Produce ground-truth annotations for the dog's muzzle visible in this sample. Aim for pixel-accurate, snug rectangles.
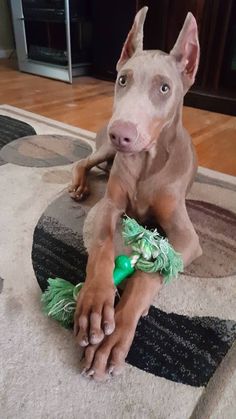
[108,120,138,152]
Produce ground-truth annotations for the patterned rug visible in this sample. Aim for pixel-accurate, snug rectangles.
[0,105,235,419]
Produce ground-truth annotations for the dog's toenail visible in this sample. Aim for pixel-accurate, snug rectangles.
[90,333,102,344]
[103,322,109,331]
[81,368,87,376]
[80,336,89,347]
[103,322,113,335]
[86,369,94,377]
[108,366,114,375]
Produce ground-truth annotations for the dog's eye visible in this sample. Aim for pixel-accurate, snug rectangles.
[160,83,170,94]
[118,75,127,87]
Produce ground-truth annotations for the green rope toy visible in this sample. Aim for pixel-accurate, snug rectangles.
[41,216,183,328]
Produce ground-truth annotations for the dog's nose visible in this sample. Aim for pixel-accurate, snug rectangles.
[109,121,138,150]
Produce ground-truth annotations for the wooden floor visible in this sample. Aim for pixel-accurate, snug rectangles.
[0,59,235,176]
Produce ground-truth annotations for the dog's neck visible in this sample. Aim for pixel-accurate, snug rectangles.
[158,102,183,152]
[139,102,184,174]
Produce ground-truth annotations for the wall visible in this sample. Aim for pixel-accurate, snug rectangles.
[0,0,14,57]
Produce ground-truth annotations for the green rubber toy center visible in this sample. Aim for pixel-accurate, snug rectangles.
[113,255,135,286]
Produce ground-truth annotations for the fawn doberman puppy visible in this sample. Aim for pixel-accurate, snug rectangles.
[69,7,202,381]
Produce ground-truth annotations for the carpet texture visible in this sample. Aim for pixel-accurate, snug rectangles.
[0,105,235,419]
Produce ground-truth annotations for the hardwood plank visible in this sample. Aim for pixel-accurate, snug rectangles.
[0,58,235,176]
[196,128,236,176]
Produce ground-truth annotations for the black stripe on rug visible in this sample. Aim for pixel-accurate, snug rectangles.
[32,216,88,291]
[127,306,236,387]
[0,115,36,146]
[32,215,236,388]
[0,115,36,165]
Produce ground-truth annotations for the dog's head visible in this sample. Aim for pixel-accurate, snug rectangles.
[108,7,200,153]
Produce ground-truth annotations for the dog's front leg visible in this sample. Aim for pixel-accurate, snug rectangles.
[69,141,115,201]
[155,199,202,267]
[82,271,163,381]
[74,176,127,347]
[81,198,202,380]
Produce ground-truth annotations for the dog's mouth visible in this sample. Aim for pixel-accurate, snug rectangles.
[113,138,154,154]
[114,144,135,153]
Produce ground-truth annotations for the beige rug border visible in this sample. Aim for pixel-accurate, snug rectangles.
[0,104,96,148]
[1,103,236,418]
[1,103,236,187]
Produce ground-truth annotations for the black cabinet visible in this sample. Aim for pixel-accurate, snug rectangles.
[90,0,236,116]
[91,0,137,80]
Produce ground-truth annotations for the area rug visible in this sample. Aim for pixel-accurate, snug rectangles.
[0,104,235,419]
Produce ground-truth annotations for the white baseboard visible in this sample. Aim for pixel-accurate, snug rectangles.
[0,49,14,58]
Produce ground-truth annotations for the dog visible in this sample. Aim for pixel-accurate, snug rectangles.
[69,7,202,381]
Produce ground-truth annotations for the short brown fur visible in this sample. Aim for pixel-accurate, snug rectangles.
[69,7,202,381]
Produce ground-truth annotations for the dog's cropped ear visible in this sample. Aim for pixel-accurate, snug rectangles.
[170,12,200,92]
[116,6,148,72]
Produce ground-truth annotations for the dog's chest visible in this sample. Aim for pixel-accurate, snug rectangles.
[126,155,159,219]
[115,148,168,219]
[129,184,150,219]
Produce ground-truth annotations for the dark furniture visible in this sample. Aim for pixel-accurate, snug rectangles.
[91,0,236,116]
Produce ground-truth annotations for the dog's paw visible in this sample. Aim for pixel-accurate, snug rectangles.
[74,281,116,347]
[69,183,90,201]
[68,163,90,201]
[81,313,136,381]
